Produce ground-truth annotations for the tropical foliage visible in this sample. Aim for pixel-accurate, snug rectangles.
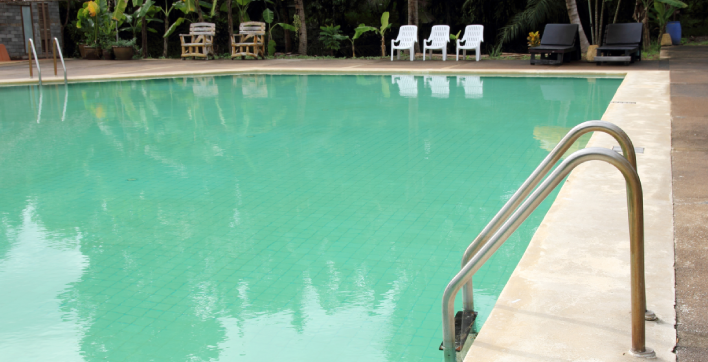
[61,0,708,59]
[318,25,347,55]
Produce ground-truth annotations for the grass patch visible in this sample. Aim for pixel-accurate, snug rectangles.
[642,41,661,61]
[682,37,708,46]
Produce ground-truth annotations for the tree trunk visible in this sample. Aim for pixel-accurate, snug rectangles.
[195,0,204,22]
[633,0,650,50]
[595,0,599,43]
[294,0,307,55]
[278,0,291,53]
[380,35,386,57]
[587,0,595,45]
[61,0,72,56]
[565,0,590,54]
[351,42,355,58]
[227,0,233,54]
[142,17,148,57]
[408,0,419,53]
[598,0,605,45]
[163,9,169,58]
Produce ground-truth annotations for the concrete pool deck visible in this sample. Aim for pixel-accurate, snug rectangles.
[0,56,666,85]
[0,56,687,361]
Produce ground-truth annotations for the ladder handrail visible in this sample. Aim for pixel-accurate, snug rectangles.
[53,37,67,85]
[441,147,655,361]
[459,121,637,313]
[28,38,42,86]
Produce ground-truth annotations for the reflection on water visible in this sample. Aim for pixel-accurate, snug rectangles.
[0,75,621,362]
[424,76,450,98]
[0,203,89,361]
[456,76,483,99]
[534,126,589,155]
[392,75,418,98]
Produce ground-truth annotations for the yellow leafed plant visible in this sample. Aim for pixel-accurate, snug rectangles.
[527,31,540,47]
[86,1,100,17]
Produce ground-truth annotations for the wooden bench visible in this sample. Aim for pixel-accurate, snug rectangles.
[232,22,266,59]
[180,23,215,60]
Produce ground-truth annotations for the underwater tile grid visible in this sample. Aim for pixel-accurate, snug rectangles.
[0,74,621,361]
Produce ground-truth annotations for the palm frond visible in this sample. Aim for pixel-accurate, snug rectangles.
[497,0,565,44]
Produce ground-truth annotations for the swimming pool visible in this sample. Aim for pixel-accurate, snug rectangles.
[0,74,621,361]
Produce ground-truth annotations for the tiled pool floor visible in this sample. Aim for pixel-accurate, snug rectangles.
[0,75,620,361]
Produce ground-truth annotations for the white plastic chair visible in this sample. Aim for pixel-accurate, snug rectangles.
[392,75,419,97]
[423,25,450,61]
[456,25,484,61]
[424,76,449,98]
[391,26,418,61]
[457,76,483,98]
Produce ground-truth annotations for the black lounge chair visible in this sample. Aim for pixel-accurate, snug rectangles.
[529,24,580,65]
[595,23,643,65]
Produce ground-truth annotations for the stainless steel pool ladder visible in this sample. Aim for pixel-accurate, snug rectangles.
[28,38,41,86]
[53,37,67,85]
[441,121,656,362]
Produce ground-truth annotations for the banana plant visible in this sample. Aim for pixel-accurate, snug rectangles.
[270,15,299,55]
[346,24,372,58]
[164,0,203,38]
[262,8,276,55]
[220,0,252,22]
[119,1,163,39]
[651,0,687,41]
[449,30,461,41]
[155,1,191,57]
[356,12,391,57]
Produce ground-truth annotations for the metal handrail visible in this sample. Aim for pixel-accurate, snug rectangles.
[53,37,67,85]
[442,147,655,361]
[28,38,41,86]
[460,121,637,314]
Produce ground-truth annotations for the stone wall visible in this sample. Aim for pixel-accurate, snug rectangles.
[0,4,25,58]
[0,2,62,60]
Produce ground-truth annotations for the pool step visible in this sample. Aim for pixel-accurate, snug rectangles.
[439,310,477,352]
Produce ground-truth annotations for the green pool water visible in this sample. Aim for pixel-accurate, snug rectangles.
[0,74,621,362]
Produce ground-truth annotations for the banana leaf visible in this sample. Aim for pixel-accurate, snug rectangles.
[654,0,687,8]
[113,0,129,20]
[164,17,187,37]
[263,8,274,24]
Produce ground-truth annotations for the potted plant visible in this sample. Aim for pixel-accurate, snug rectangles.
[78,0,119,59]
[102,43,113,60]
[77,1,101,58]
[99,33,115,59]
[112,38,136,60]
[116,2,164,59]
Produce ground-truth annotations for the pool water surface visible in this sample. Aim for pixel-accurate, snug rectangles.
[0,75,621,361]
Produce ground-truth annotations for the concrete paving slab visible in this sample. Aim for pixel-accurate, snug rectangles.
[463,71,675,361]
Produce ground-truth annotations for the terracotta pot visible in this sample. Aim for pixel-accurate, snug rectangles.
[83,46,100,60]
[78,44,87,58]
[102,48,113,60]
[112,46,134,60]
